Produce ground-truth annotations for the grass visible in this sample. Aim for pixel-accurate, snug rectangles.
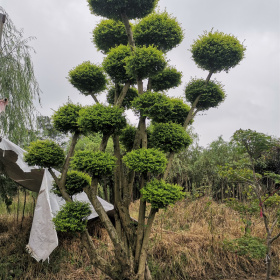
[0,195,279,279]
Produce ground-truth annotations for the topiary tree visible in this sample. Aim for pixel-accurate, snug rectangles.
[24,1,246,279]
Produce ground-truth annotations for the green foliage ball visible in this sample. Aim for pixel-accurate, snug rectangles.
[151,98,191,126]
[134,12,183,52]
[151,122,192,153]
[150,66,182,92]
[103,45,135,84]
[88,0,158,20]
[132,91,172,118]
[123,148,167,174]
[53,201,91,232]
[191,30,246,73]
[52,170,91,197]
[24,140,65,168]
[52,103,83,134]
[68,61,107,95]
[185,78,225,111]
[141,179,185,209]
[119,125,137,151]
[71,150,116,178]
[78,104,126,135]
[107,85,138,109]
[125,46,166,79]
[92,19,128,54]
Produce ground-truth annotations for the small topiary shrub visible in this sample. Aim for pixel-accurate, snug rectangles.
[123,148,167,174]
[191,30,246,73]
[52,103,83,134]
[78,104,126,135]
[24,140,65,168]
[134,11,183,52]
[141,179,185,209]
[71,150,116,178]
[150,66,182,92]
[68,61,107,95]
[125,46,166,79]
[53,201,91,232]
[151,122,192,153]
[52,170,91,197]
[119,125,137,151]
[185,78,225,111]
[92,19,128,54]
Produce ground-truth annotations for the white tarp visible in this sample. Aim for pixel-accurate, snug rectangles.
[0,138,114,262]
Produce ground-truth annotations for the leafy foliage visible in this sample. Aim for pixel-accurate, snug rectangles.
[185,78,225,111]
[151,98,191,125]
[123,148,167,174]
[125,45,166,79]
[68,61,107,95]
[52,103,83,134]
[0,7,40,144]
[151,122,192,153]
[87,0,158,20]
[103,45,135,84]
[24,140,65,168]
[150,66,182,92]
[223,236,266,259]
[53,201,91,232]
[141,179,185,208]
[106,85,138,109]
[52,170,91,197]
[78,104,126,135]
[191,30,246,73]
[134,11,183,52]
[92,19,128,54]
[71,150,116,178]
[119,125,137,151]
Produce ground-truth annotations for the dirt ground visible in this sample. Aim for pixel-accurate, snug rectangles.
[225,274,280,280]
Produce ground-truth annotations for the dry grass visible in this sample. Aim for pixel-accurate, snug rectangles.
[0,196,279,279]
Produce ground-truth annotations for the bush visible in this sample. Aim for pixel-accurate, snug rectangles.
[52,170,91,197]
[123,148,167,174]
[53,201,91,232]
[24,139,65,168]
[52,103,83,134]
[141,179,185,208]
[71,150,116,178]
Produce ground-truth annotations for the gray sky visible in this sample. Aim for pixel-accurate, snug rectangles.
[1,0,279,146]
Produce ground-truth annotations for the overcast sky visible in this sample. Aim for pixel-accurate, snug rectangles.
[1,0,279,146]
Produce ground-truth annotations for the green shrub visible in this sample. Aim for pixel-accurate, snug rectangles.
[119,125,137,151]
[78,104,126,135]
[150,66,182,92]
[125,46,166,79]
[53,201,91,232]
[141,179,185,208]
[185,78,225,111]
[123,148,167,174]
[24,140,65,168]
[151,122,192,153]
[68,61,107,95]
[88,0,158,20]
[134,11,183,52]
[71,150,116,178]
[191,30,246,73]
[52,103,83,134]
[223,235,266,259]
[92,19,128,53]
[52,170,91,197]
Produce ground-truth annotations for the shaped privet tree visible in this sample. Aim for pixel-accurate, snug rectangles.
[24,1,245,279]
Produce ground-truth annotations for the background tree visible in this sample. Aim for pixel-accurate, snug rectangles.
[24,1,246,279]
[0,7,40,145]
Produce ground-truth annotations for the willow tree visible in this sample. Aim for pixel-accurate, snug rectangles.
[0,7,40,144]
[24,1,245,279]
